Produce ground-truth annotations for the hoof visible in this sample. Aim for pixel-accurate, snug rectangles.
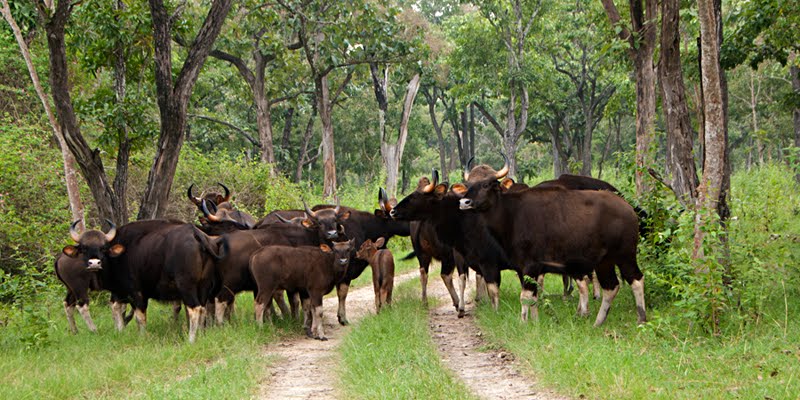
[315,336,328,341]
[337,317,349,326]
[457,309,465,318]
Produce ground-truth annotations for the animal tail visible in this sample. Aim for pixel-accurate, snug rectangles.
[191,225,226,260]
[402,251,416,261]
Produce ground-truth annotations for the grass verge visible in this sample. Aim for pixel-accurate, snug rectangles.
[475,271,800,400]
[338,280,478,400]
[0,295,292,399]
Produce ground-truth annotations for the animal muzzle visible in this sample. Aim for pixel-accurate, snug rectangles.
[86,258,103,271]
[338,258,350,265]
[326,230,339,239]
[459,198,474,210]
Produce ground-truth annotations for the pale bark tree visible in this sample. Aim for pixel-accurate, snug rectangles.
[793,65,800,183]
[601,0,658,195]
[138,0,233,219]
[475,0,542,179]
[659,0,698,206]
[369,64,421,197]
[693,0,728,260]
[1,0,84,229]
[421,86,449,180]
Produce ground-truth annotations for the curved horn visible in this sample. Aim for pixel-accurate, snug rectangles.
[217,182,231,203]
[495,152,510,179]
[104,219,117,242]
[187,184,202,206]
[378,188,388,212]
[334,196,341,215]
[69,220,82,243]
[303,200,317,219]
[275,213,293,224]
[422,169,436,193]
[463,156,474,181]
[202,199,221,222]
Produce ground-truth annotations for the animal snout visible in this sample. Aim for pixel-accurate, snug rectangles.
[86,258,103,270]
[459,198,473,210]
[338,258,349,265]
[326,230,338,239]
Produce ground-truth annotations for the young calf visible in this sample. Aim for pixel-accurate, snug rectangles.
[355,237,395,313]
[250,239,354,340]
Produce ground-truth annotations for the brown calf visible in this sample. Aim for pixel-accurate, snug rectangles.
[355,237,395,313]
[250,240,354,340]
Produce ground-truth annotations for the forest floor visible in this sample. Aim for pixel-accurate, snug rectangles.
[255,270,567,400]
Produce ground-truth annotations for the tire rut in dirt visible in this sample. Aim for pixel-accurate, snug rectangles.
[257,271,419,399]
[427,276,569,400]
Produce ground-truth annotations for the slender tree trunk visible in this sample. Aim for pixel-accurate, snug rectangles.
[112,0,130,224]
[792,65,800,183]
[423,88,449,180]
[138,0,232,220]
[296,101,317,183]
[660,0,698,206]
[254,82,276,168]
[40,0,121,224]
[1,0,84,229]
[580,106,594,176]
[378,72,421,198]
[693,0,727,259]
[281,107,295,157]
[314,73,337,198]
[601,0,658,195]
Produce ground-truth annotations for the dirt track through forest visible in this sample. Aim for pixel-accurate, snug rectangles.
[256,269,567,399]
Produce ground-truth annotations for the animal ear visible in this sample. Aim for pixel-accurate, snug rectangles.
[62,245,79,258]
[451,183,467,197]
[339,210,351,220]
[109,244,126,257]
[500,178,515,191]
[301,219,315,228]
[375,237,385,248]
[434,183,448,196]
[319,244,332,253]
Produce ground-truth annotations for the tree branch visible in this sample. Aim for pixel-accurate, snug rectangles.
[188,113,259,146]
[473,101,504,135]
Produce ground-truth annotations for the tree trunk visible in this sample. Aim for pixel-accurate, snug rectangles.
[377,72,421,198]
[112,0,130,224]
[693,0,727,259]
[254,83,276,167]
[423,88,449,181]
[601,0,658,195]
[792,65,800,183]
[296,101,317,183]
[138,0,232,220]
[317,74,337,198]
[1,0,84,229]
[580,105,594,176]
[660,0,698,206]
[40,0,121,224]
[281,107,295,158]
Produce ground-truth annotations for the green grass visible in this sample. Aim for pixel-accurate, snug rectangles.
[338,280,478,400]
[475,272,800,400]
[0,294,291,399]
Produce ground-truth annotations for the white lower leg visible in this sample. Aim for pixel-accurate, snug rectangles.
[187,306,203,343]
[457,273,467,315]
[313,306,326,340]
[631,278,647,323]
[419,268,428,303]
[214,299,228,325]
[64,303,77,334]
[592,273,601,299]
[77,304,97,333]
[134,309,147,332]
[441,272,458,308]
[487,283,500,310]
[576,276,590,317]
[337,283,350,325]
[594,284,620,327]
[254,301,267,326]
[476,276,487,302]
[111,301,126,332]
[536,275,545,295]
[519,289,535,321]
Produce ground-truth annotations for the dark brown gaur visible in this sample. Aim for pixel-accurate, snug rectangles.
[462,153,509,182]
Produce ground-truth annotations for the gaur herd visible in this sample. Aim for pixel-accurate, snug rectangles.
[56,157,647,342]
